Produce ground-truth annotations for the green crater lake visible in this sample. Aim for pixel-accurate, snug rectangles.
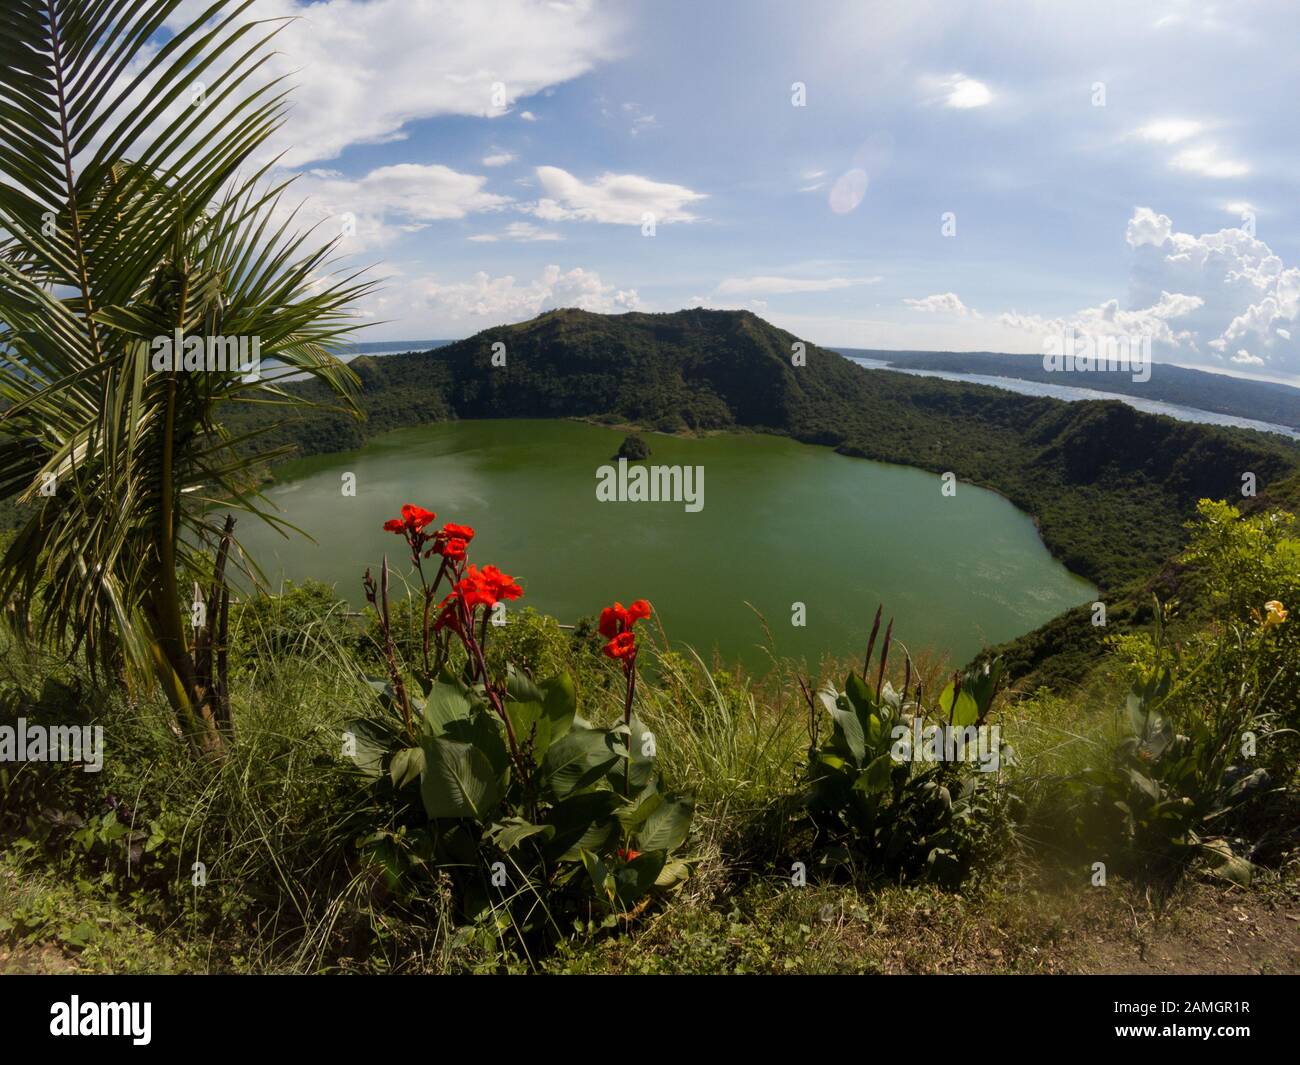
[237,419,1095,669]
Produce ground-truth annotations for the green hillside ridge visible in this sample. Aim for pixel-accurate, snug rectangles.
[229,307,1300,596]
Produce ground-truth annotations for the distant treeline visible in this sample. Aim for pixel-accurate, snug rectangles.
[840,348,1300,432]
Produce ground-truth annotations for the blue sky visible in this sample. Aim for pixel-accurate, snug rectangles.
[173,0,1300,382]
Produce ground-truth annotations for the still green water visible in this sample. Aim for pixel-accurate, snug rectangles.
[237,419,1095,669]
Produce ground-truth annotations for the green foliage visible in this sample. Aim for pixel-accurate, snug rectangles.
[615,433,652,461]
[346,667,695,943]
[801,663,1011,887]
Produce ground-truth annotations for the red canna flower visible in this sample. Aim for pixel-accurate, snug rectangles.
[441,523,475,542]
[402,504,437,530]
[599,602,629,638]
[440,537,469,561]
[617,848,641,861]
[628,599,652,624]
[454,567,497,610]
[383,518,405,533]
[480,564,523,602]
[603,631,637,660]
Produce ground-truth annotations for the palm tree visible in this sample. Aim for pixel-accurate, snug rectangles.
[0,1,375,754]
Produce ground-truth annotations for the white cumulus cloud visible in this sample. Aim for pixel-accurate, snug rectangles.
[160,0,622,169]
[904,292,980,318]
[530,166,706,225]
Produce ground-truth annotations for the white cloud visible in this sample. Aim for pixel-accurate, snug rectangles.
[414,264,639,322]
[904,292,979,317]
[1125,206,1174,248]
[482,150,517,167]
[467,222,562,243]
[1170,144,1250,178]
[715,275,880,297]
[283,164,510,251]
[159,0,620,169]
[998,291,1203,347]
[925,74,993,109]
[1135,119,1204,144]
[519,111,538,122]
[530,166,706,225]
[1000,207,1300,375]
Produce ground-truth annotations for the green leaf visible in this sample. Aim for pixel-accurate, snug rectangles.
[820,688,865,766]
[612,712,657,793]
[635,794,694,853]
[505,699,550,759]
[545,791,621,861]
[542,724,619,801]
[488,818,555,852]
[422,681,477,736]
[419,736,501,820]
[654,859,692,889]
[539,671,578,742]
[343,719,392,779]
[938,684,979,728]
[844,671,874,715]
[614,850,667,908]
[389,746,424,789]
[581,849,615,904]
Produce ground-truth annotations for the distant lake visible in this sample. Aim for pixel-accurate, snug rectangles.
[847,356,1300,441]
[236,420,1095,671]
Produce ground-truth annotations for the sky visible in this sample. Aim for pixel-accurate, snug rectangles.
[162,0,1300,383]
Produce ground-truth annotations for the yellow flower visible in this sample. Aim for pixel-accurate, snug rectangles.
[1262,600,1288,629]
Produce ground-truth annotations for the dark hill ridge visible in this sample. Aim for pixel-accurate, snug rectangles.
[230,307,1300,592]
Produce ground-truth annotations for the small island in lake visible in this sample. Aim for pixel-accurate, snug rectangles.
[615,432,652,461]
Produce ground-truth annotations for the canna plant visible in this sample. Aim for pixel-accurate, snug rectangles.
[802,606,1009,885]
[0,1,373,754]
[347,504,694,939]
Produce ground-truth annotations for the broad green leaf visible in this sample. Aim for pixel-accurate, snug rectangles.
[654,859,692,889]
[844,671,874,715]
[505,699,550,759]
[820,688,865,766]
[546,791,621,861]
[389,746,424,789]
[489,818,555,852]
[343,718,392,779]
[422,681,477,736]
[542,725,620,800]
[419,736,501,820]
[539,671,578,742]
[580,849,615,904]
[635,794,694,853]
[938,684,979,728]
[614,850,667,908]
